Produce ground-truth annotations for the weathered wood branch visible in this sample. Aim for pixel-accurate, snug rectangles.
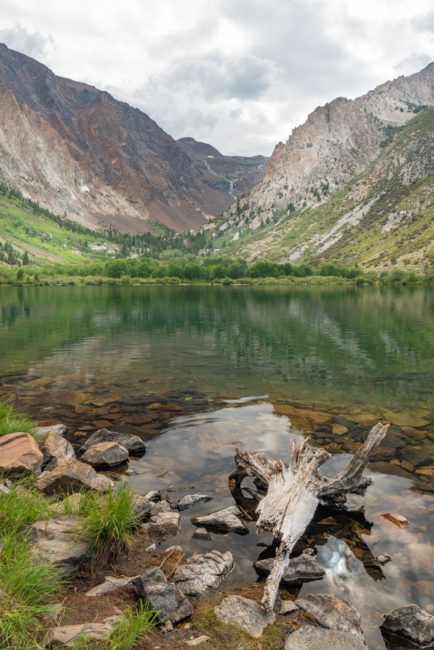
[232,422,388,611]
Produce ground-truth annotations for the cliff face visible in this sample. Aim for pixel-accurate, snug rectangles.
[0,44,234,232]
[242,63,434,218]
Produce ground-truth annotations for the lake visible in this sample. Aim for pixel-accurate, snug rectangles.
[0,285,433,648]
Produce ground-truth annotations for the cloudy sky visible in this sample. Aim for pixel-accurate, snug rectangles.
[0,0,433,155]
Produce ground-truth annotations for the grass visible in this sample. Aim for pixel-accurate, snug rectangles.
[0,476,51,537]
[77,483,140,558]
[0,402,36,437]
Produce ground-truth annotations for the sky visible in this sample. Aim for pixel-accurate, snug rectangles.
[0,0,433,156]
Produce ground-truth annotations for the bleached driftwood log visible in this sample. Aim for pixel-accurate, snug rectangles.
[230,422,388,611]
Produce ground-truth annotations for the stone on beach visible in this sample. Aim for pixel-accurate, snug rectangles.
[173,550,233,596]
[192,505,248,534]
[254,553,325,583]
[80,428,146,455]
[381,605,434,648]
[80,441,129,467]
[36,458,113,494]
[214,595,275,638]
[0,431,43,475]
[131,567,193,623]
[40,430,75,470]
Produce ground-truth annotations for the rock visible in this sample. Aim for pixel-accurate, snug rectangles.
[131,567,193,623]
[284,626,367,649]
[146,543,157,552]
[375,554,391,565]
[49,493,82,515]
[43,615,120,647]
[192,506,248,534]
[40,430,75,470]
[80,441,129,467]
[150,499,173,513]
[0,432,43,475]
[255,553,325,583]
[80,428,146,456]
[235,645,246,650]
[214,595,275,638]
[144,511,181,535]
[382,513,409,527]
[131,495,153,520]
[36,458,113,494]
[178,494,212,510]
[193,527,212,541]
[332,423,348,436]
[0,481,10,494]
[381,605,434,648]
[144,490,160,502]
[161,620,174,633]
[280,601,298,614]
[35,424,67,438]
[85,575,136,597]
[186,636,211,646]
[295,594,364,640]
[28,515,92,576]
[173,550,233,596]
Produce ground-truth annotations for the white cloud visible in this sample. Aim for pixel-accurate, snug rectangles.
[0,0,432,155]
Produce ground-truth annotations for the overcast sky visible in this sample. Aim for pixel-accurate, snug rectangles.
[0,0,433,155]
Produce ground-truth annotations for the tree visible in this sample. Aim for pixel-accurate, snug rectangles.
[22,251,30,265]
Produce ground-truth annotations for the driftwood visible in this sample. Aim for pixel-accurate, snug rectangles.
[230,422,389,611]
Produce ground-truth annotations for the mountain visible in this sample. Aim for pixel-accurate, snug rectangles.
[207,106,434,270]
[0,44,257,233]
[206,64,434,269]
[177,137,267,203]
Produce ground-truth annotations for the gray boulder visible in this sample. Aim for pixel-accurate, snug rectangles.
[284,626,367,649]
[80,428,146,455]
[192,505,248,534]
[177,494,212,510]
[28,515,91,576]
[85,575,136,597]
[43,615,120,647]
[131,567,192,623]
[214,595,275,638]
[80,441,129,467]
[295,594,365,641]
[40,430,75,470]
[143,511,181,535]
[255,553,325,583]
[192,527,212,541]
[381,605,434,648]
[36,458,113,494]
[173,550,233,596]
[35,424,67,438]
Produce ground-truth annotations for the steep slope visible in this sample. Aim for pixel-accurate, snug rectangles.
[0,44,232,232]
[235,63,433,219]
[177,137,267,206]
[208,107,434,270]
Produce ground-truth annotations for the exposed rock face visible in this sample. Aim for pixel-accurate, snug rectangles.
[28,515,91,576]
[284,626,367,650]
[295,594,365,641]
[131,567,193,623]
[0,431,43,474]
[80,441,128,467]
[214,595,275,638]
[191,505,248,534]
[80,428,146,456]
[36,458,113,493]
[40,430,75,470]
[43,616,120,647]
[254,553,325,583]
[177,494,212,510]
[381,605,434,648]
[173,550,233,595]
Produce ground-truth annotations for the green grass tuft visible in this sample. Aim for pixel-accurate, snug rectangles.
[0,477,51,537]
[0,402,36,437]
[107,601,158,650]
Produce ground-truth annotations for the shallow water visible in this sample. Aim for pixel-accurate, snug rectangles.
[0,285,433,648]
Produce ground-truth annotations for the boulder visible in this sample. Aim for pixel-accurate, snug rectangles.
[80,441,129,467]
[284,626,367,649]
[192,505,248,534]
[40,430,75,470]
[28,515,92,576]
[43,615,120,647]
[214,595,275,638]
[131,567,192,623]
[381,605,434,648]
[144,511,181,535]
[85,575,136,597]
[295,594,365,641]
[177,494,212,510]
[173,550,233,596]
[35,424,67,438]
[80,428,146,455]
[36,458,113,494]
[255,553,325,583]
[0,432,43,475]
[280,601,298,615]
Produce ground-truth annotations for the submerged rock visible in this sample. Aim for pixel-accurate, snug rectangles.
[0,431,43,475]
[43,615,120,647]
[284,626,367,650]
[28,515,91,576]
[173,550,233,596]
[131,567,192,623]
[36,458,113,494]
[214,595,275,638]
[255,553,325,583]
[295,594,365,641]
[381,605,434,648]
[192,505,248,534]
[80,428,146,455]
[192,527,212,541]
[177,494,212,510]
[40,430,75,470]
[80,441,129,467]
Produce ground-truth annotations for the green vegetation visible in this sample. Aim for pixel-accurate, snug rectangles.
[0,402,36,437]
[106,601,159,650]
[0,477,51,535]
